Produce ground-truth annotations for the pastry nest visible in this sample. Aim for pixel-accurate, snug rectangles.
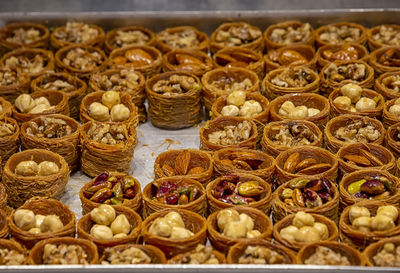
[156,26,209,53]
[163,48,213,77]
[104,26,156,54]
[100,244,166,264]
[0,70,30,103]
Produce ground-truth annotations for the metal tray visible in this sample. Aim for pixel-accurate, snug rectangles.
[1,9,400,273]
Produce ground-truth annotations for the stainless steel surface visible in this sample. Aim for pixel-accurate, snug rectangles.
[0,9,399,273]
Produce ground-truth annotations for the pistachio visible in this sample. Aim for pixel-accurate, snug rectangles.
[237,181,264,197]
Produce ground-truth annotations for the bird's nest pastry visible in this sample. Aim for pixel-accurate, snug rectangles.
[156,26,209,53]
[104,26,156,54]
[0,68,30,103]
[0,117,20,166]
[315,22,367,47]
[316,43,369,69]
[264,45,317,72]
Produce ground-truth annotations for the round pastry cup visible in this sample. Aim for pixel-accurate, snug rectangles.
[27,237,98,265]
[324,114,385,153]
[339,169,400,208]
[273,213,338,251]
[211,92,269,142]
[154,149,213,186]
[316,43,369,69]
[212,147,275,183]
[272,176,339,223]
[297,241,365,265]
[0,183,8,213]
[142,176,207,218]
[263,21,315,50]
[227,239,296,264]
[0,22,49,52]
[12,90,70,124]
[340,200,400,250]
[80,91,138,128]
[50,23,105,50]
[0,69,30,103]
[268,93,330,130]
[369,46,400,75]
[328,87,385,119]
[77,205,142,254]
[55,45,108,79]
[207,206,273,253]
[264,45,317,73]
[319,60,375,97]
[104,26,157,54]
[375,71,400,100]
[0,117,20,166]
[201,67,260,111]
[108,45,162,78]
[2,149,69,208]
[142,208,207,259]
[213,47,264,79]
[262,66,320,100]
[206,172,272,215]
[79,122,136,177]
[100,244,167,264]
[210,22,263,54]
[386,122,400,158]
[156,26,209,53]
[20,114,80,172]
[199,116,258,152]
[363,236,400,266]
[367,24,400,51]
[146,71,202,130]
[8,197,75,249]
[337,143,396,176]
[261,119,323,157]
[0,239,26,264]
[275,146,339,186]
[31,72,87,120]
[315,22,368,47]
[163,48,213,77]
[0,208,9,238]
[168,247,225,264]
[0,48,54,78]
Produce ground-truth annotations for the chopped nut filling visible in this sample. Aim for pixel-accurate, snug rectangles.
[0,70,19,85]
[372,26,400,46]
[382,74,400,93]
[373,243,400,266]
[102,246,151,264]
[54,22,99,43]
[40,79,75,92]
[172,244,219,264]
[5,27,41,45]
[270,122,315,147]
[271,67,313,87]
[211,77,253,93]
[153,75,199,96]
[269,23,312,45]
[304,246,350,265]
[42,244,88,265]
[215,24,261,46]
[238,246,284,264]
[26,116,72,138]
[0,248,25,265]
[92,69,141,92]
[62,47,103,71]
[4,54,45,75]
[208,120,251,145]
[324,62,367,83]
[158,29,200,48]
[335,120,381,143]
[0,121,15,137]
[319,25,362,44]
[114,30,150,47]
[87,123,128,145]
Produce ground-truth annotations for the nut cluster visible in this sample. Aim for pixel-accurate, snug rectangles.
[207,120,252,145]
[373,242,400,266]
[88,91,130,122]
[42,243,88,265]
[148,211,194,239]
[151,180,200,205]
[0,69,19,85]
[102,246,151,264]
[26,116,73,138]
[0,248,25,265]
[161,150,205,177]
[283,152,331,175]
[215,23,261,46]
[63,47,103,70]
[271,67,313,88]
[238,245,284,264]
[269,23,312,44]
[15,160,59,176]
[221,90,262,118]
[114,30,150,47]
[270,122,315,147]
[343,149,384,167]
[6,27,41,44]
[211,77,253,93]
[15,94,53,114]
[324,62,367,82]
[152,74,200,96]
[87,123,128,145]
[4,54,45,74]
[93,69,141,91]
[172,244,219,264]
[220,151,268,171]
[112,48,154,67]
[158,29,200,48]
[319,25,361,44]
[40,79,75,92]
[372,25,400,45]
[335,119,381,143]
[278,101,320,119]
[13,208,64,234]
[304,246,350,265]
[267,49,308,66]
[0,120,15,137]
[55,22,99,43]
[333,83,379,112]
[347,175,393,200]
[217,208,261,239]
[322,44,360,62]
[349,205,398,232]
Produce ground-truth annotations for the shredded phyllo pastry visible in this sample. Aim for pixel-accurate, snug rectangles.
[0,120,15,137]
[372,26,400,45]
[211,77,252,93]
[87,123,128,145]
[238,245,284,264]
[26,117,72,138]
[270,122,315,147]
[215,23,261,46]
[271,67,313,87]
[153,74,200,96]
[319,25,361,44]
[269,23,312,44]
[114,30,150,47]
[175,244,219,264]
[6,27,41,44]
[0,248,25,265]
[373,243,400,266]
[54,22,99,43]
[93,69,140,91]
[208,120,252,145]
[102,246,151,264]
[158,29,200,48]
[335,120,380,143]
[40,79,75,92]
[304,246,350,265]
[4,54,45,75]
[62,47,103,70]
[382,74,400,93]
[0,70,19,85]
[148,211,194,240]
[42,244,88,265]
[324,62,367,82]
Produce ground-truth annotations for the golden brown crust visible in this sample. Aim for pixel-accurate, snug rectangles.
[156,26,209,53]
[315,22,368,47]
[104,26,156,54]
[369,46,400,75]
[163,48,213,77]
[8,197,75,249]
[0,22,49,52]
[316,43,369,69]
[363,236,400,266]
[0,117,19,166]
[0,209,8,238]
[100,244,167,264]
[375,71,400,100]
[264,45,317,72]
[367,24,400,51]
[0,70,30,103]
[0,184,8,214]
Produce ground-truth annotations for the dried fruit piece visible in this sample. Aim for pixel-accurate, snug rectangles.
[359,149,383,167]
[360,179,385,195]
[295,158,317,172]
[174,150,191,175]
[161,164,176,177]
[283,152,300,173]
[124,49,154,66]
[296,163,331,175]
[348,179,366,195]
[187,167,205,175]
[343,154,371,166]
